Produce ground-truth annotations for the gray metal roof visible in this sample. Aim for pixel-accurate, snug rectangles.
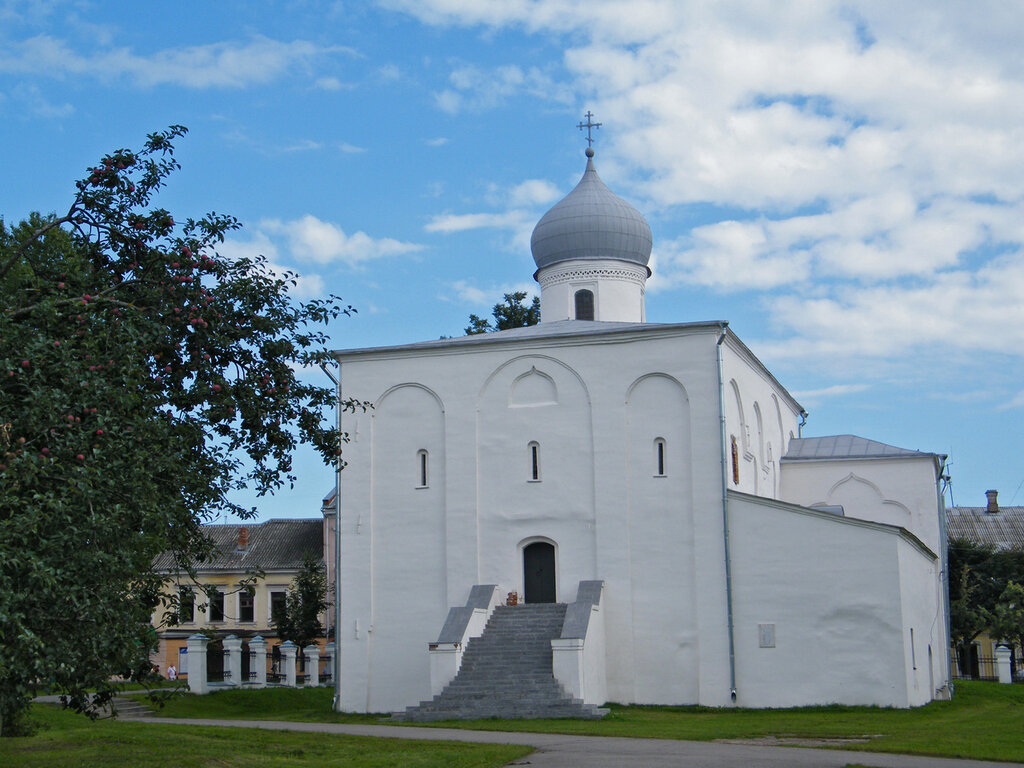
[783,434,939,462]
[153,518,322,572]
[947,505,1024,550]
[333,319,722,358]
[530,150,652,271]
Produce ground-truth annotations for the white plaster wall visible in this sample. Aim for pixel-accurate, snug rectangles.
[728,492,911,707]
[477,355,596,601]
[720,340,802,501]
[779,457,943,555]
[336,324,732,711]
[624,373,698,703]
[895,537,947,704]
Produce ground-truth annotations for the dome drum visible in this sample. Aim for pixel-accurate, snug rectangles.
[531,149,652,324]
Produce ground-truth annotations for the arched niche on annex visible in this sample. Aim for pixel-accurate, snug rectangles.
[624,372,698,699]
[823,473,913,530]
[368,383,447,699]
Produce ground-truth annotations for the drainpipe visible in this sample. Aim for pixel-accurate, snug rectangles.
[937,456,953,697]
[320,361,343,712]
[798,410,807,438]
[716,323,737,703]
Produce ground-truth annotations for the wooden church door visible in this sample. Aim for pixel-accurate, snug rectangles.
[523,542,556,603]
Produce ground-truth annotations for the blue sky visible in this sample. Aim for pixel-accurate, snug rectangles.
[3,1,1022,519]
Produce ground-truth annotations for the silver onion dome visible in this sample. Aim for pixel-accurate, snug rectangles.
[531,148,652,272]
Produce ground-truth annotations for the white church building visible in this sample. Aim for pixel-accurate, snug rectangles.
[331,144,950,715]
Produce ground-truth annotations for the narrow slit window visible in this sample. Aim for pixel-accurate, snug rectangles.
[731,435,740,485]
[574,289,594,321]
[416,449,429,488]
[529,442,541,481]
[654,438,666,476]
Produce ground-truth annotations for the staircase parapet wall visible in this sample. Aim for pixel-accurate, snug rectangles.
[553,580,607,706]
[429,584,502,697]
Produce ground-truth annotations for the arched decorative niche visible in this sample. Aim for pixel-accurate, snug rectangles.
[509,366,558,408]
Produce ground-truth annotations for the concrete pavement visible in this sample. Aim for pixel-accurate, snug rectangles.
[127,715,1022,768]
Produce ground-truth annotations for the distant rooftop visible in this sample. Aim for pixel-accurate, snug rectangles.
[783,435,941,462]
[153,518,322,572]
[948,493,1024,550]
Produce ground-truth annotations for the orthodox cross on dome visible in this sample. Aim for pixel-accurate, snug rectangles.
[577,111,602,147]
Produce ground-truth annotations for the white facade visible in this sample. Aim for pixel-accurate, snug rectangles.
[332,320,949,712]
[330,147,949,713]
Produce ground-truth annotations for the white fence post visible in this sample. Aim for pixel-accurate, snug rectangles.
[323,641,335,684]
[280,641,298,687]
[186,634,210,695]
[249,636,267,688]
[304,645,321,687]
[995,644,1013,684]
[223,634,243,688]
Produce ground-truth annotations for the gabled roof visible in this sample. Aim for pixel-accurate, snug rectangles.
[332,319,723,358]
[947,505,1024,550]
[782,434,941,462]
[153,518,322,573]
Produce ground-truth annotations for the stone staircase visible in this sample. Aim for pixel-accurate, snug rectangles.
[398,603,607,721]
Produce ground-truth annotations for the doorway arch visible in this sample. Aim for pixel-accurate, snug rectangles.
[522,541,557,603]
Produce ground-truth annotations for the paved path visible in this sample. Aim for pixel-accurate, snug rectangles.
[127,715,1022,768]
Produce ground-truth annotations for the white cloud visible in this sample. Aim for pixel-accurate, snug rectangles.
[508,179,560,207]
[314,76,345,90]
[263,214,424,266]
[445,280,537,306]
[339,142,366,154]
[790,383,870,400]
[424,137,449,147]
[434,62,572,114]
[0,34,350,89]
[282,139,323,153]
[425,210,530,233]
[217,234,324,300]
[389,1,1024,368]
[999,392,1024,411]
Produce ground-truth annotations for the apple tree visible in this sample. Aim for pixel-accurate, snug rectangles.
[0,127,353,734]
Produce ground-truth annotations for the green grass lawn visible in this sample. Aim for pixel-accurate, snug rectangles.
[0,705,531,768]
[138,681,1024,763]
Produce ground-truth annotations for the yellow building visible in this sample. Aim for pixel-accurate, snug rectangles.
[151,517,329,680]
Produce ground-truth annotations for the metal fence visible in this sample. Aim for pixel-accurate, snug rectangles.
[950,648,1023,682]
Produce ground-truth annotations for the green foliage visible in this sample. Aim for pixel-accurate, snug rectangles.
[464,291,540,335]
[991,580,1024,652]
[0,127,357,734]
[947,539,1024,675]
[273,554,330,648]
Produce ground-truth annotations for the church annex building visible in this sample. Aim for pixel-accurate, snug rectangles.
[330,141,950,715]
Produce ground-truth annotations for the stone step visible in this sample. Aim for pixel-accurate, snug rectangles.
[396,600,603,722]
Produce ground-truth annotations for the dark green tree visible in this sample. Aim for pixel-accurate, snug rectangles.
[991,581,1024,655]
[273,553,330,649]
[0,127,355,734]
[464,291,540,335]
[947,539,1024,676]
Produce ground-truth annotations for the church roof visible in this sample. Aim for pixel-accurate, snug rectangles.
[152,518,322,573]
[783,435,941,462]
[333,319,806,416]
[334,319,720,357]
[530,148,652,272]
[947,504,1024,550]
